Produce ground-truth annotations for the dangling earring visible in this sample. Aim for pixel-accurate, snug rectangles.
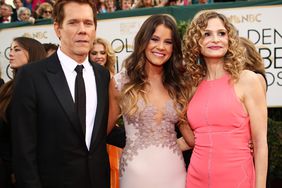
[197,58,201,65]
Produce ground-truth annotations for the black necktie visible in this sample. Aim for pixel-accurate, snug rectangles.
[75,65,86,135]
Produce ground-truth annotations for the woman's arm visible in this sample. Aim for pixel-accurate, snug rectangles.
[176,136,192,151]
[240,70,268,188]
[256,73,267,95]
[107,78,121,134]
[178,123,195,149]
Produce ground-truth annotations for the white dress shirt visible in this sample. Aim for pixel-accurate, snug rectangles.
[57,48,97,150]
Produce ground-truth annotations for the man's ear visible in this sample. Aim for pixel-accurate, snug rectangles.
[54,22,61,40]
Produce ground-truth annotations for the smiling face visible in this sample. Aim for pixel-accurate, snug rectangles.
[90,43,107,66]
[19,9,31,21]
[145,24,173,67]
[54,2,96,63]
[9,41,29,70]
[199,17,228,60]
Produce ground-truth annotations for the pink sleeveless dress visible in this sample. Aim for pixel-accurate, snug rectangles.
[186,74,255,188]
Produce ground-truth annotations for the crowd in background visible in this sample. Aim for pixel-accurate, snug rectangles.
[0,0,268,188]
[0,0,242,24]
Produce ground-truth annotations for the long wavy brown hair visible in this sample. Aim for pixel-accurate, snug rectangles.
[183,10,244,89]
[0,37,46,123]
[120,14,190,123]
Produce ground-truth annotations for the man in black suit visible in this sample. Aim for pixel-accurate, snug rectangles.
[11,0,24,22]
[10,0,111,187]
[0,3,16,23]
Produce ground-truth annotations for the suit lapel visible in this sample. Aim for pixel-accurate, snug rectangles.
[45,53,84,139]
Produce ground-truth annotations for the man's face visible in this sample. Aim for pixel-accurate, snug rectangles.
[13,0,23,9]
[1,5,12,17]
[54,2,96,63]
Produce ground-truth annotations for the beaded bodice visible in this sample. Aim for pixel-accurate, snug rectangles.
[114,70,183,176]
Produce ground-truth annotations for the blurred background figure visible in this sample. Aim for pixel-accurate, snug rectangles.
[90,37,116,76]
[105,0,116,12]
[89,37,121,188]
[34,2,53,19]
[30,0,46,12]
[22,0,32,11]
[134,0,155,8]
[164,0,178,6]
[120,0,133,10]
[192,0,211,4]
[46,0,56,6]
[11,0,23,22]
[0,3,16,23]
[0,36,46,188]
[43,42,58,57]
[239,37,267,92]
[97,0,108,13]
[17,6,35,23]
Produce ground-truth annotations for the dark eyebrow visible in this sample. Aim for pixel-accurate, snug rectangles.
[11,45,20,49]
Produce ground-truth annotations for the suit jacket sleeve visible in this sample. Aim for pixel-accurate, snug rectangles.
[107,125,126,148]
[10,66,42,188]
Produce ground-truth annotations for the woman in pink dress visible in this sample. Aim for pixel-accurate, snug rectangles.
[183,10,268,188]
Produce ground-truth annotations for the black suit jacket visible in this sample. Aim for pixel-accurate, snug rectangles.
[10,53,110,188]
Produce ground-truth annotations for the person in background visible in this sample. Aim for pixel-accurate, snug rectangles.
[11,0,23,22]
[192,0,211,4]
[34,2,53,19]
[0,36,46,188]
[17,6,35,23]
[119,0,133,10]
[164,0,177,6]
[183,10,268,187]
[90,38,115,76]
[108,14,194,188]
[0,3,16,23]
[47,0,56,6]
[10,0,112,187]
[133,0,155,8]
[105,0,116,12]
[30,0,46,12]
[22,0,32,11]
[43,42,58,57]
[239,36,267,92]
[97,0,108,13]
[90,37,122,188]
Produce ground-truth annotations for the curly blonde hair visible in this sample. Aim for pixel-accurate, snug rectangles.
[120,14,190,123]
[92,37,116,75]
[183,10,244,88]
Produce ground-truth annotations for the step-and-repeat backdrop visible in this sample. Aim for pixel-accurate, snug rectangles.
[0,5,281,107]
